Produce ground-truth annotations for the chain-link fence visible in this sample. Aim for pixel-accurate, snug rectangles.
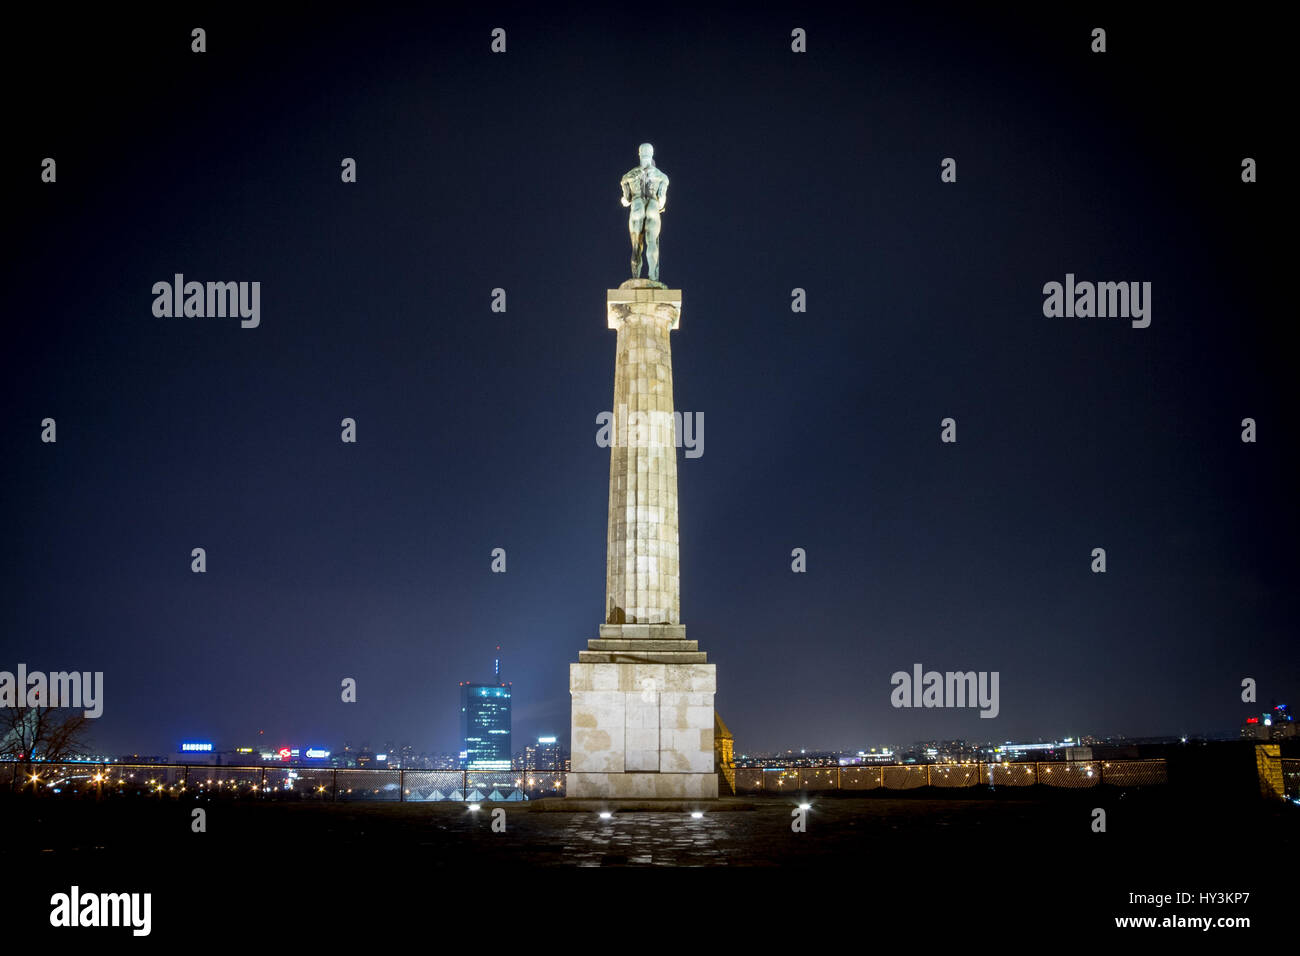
[1284,758,1300,800]
[1,762,559,801]
[733,759,1168,794]
[0,756,1214,799]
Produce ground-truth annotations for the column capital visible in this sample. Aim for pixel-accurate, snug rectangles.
[607,281,681,330]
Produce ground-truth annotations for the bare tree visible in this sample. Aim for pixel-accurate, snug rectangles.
[2,706,92,791]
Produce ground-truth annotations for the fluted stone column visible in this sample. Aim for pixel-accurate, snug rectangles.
[568,279,717,800]
[605,279,681,625]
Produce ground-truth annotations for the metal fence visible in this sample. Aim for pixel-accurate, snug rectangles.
[6,756,1294,800]
[0,762,564,801]
[733,760,1169,793]
[1285,758,1300,799]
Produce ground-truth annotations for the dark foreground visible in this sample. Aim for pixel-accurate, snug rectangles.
[3,788,1293,937]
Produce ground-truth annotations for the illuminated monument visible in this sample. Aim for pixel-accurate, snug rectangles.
[567,143,717,799]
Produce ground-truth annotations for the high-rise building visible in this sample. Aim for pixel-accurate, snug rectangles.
[525,735,562,772]
[460,646,512,770]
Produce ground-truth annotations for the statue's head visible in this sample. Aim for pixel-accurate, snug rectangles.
[638,143,654,168]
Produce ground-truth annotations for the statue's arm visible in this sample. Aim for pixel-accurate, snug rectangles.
[657,175,668,212]
[619,172,632,207]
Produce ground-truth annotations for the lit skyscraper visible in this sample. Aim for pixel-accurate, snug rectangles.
[459,645,511,770]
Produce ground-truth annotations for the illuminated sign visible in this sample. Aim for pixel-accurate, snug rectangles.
[538,736,557,744]
[1246,718,1259,724]
[235,747,254,754]
[181,742,213,752]
[376,754,388,761]
[277,747,291,761]
[304,748,330,759]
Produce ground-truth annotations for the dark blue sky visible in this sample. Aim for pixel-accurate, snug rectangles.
[3,4,1291,756]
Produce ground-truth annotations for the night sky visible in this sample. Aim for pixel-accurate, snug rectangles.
[3,4,1291,757]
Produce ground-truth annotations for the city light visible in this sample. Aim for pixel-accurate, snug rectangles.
[468,803,481,812]
[599,811,612,819]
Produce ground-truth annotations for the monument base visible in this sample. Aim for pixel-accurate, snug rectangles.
[569,626,716,798]
[566,772,718,799]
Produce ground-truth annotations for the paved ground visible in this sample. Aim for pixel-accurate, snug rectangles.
[4,789,1293,936]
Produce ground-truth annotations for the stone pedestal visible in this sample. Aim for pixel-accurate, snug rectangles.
[569,626,716,799]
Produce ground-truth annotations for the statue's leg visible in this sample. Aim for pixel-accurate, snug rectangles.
[644,207,661,282]
[628,208,645,278]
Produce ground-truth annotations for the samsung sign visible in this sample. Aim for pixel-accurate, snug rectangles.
[180,742,214,752]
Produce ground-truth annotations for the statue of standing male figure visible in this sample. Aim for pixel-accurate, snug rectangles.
[620,143,670,283]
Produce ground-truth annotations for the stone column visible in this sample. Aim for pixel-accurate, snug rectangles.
[605,279,681,626]
[568,279,717,800]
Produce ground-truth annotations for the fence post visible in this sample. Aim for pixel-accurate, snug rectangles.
[333,768,338,802]
[260,766,266,799]
[400,767,405,802]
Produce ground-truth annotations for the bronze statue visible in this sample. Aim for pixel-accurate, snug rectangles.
[620,143,670,282]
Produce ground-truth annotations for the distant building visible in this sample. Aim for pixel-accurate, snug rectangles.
[995,739,1080,760]
[521,737,562,773]
[175,741,217,765]
[460,682,512,769]
[460,645,513,770]
[1241,705,1295,740]
[535,736,562,771]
